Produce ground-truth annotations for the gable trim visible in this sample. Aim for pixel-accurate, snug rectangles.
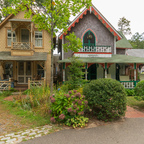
[59,4,122,41]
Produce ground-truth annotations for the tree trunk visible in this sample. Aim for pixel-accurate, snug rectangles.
[50,0,54,95]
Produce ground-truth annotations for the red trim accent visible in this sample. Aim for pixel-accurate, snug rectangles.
[116,47,132,49]
[88,63,94,68]
[81,28,98,41]
[59,6,121,40]
[99,63,105,68]
[107,63,114,68]
[74,52,112,54]
[137,63,143,69]
[128,63,134,68]
[66,63,71,68]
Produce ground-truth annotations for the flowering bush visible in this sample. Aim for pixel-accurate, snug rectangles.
[50,90,89,128]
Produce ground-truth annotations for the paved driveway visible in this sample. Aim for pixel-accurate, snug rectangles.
[20,117,144,144]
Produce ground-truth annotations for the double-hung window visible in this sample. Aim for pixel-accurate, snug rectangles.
[7,30,16,47]
[35,31,43,47]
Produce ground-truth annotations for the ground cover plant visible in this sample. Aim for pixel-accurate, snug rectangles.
[83,78,127,121]
[50,90,89,128]
[16,86,50,117]
[127,96,144,111]
[125,89,135,96]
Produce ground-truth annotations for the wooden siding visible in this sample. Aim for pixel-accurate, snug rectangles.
[0,9,51,85]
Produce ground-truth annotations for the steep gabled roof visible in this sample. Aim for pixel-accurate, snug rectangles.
[116,31,133,49]
[0,5,35,28]
[59,4,122,40]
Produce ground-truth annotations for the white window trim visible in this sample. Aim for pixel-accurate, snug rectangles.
[35,31,43,47]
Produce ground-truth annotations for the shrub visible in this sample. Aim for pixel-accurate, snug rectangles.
[66,56,85,90]
[1,91,12,97]
[134,80,144,96]
[125,89,135,96]
[83,78,127,121]
[50,90,89,128]
[17,86,51,117]
[134,96,144,101]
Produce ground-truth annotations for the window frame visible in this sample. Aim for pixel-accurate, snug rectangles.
[7,29,16,47]
[34,31,43,48]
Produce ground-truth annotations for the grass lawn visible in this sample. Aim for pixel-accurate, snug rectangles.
[127,96,144,111]
[0,95,52,135]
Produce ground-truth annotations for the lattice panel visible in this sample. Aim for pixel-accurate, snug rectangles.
[82,46,111,52]
[0,81,11,90]
[30,80,44,88]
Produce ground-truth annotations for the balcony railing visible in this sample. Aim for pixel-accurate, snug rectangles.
[80,45,111,53]
[12,42,33,50]
[120,81,139,89]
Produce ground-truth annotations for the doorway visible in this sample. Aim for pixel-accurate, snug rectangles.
[17,62,32,84]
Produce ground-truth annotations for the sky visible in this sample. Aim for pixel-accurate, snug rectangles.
[92,0,144,39]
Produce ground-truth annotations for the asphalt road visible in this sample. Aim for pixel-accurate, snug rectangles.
[20,118,144,144]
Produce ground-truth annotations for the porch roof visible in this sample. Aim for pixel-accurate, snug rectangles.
[0,52,47,61]
[59,55,144,64]
[9,19,32,22]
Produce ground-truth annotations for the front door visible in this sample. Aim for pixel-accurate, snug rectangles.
[17,62,32,84]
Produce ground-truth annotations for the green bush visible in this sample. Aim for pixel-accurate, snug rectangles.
[134,96,144,101]
[50,90,89,128]
[134,80,144,96]
[125,89,135,96]
[1,91,12,97]
[83,78,127,121]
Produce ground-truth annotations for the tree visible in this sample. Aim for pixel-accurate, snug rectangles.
[118,17,132,35]
[0,0,45,22]
[129,32,144,49]
[2,0,92,93]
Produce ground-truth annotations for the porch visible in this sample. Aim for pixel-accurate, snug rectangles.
[60,55,144,89]
[0,52,48,90]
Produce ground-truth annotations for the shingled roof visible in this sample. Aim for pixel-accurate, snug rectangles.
[116,31,133,49]
[59,4,122,41]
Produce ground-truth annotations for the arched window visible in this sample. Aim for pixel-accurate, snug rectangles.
[83,30,96,52]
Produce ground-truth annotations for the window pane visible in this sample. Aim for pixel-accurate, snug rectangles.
[35,31,42,47]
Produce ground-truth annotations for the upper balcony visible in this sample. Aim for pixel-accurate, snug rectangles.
[7,19,35,56]
[11,42,34,56]
[80,45,111,53]
[74,45,112,58]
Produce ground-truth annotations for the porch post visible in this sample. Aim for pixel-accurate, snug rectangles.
[105,63,107,78]
[9,78,11,90]
[134,63,137,87]
[63,62,65,83]
[85,63,87,80]
[31,22,33,49]
[28,78,30,89]
[11,23,13,47]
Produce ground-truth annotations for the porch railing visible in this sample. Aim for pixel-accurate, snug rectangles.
[0,79,11,91]
[28,78,46,89]
[120,81,139,89]
[80,45,111,52]
[12,42,33,50]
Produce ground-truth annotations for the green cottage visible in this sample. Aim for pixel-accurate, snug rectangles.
[58,4,144,89]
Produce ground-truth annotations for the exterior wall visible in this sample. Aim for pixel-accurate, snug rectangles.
[97,65,104,79]
[116,49,126,55]
[0,10,51,53]
[0,9,51,85]
[64,11,114,59]
[109,64,116,79]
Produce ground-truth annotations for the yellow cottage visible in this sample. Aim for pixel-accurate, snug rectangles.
[0,7,51,90]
